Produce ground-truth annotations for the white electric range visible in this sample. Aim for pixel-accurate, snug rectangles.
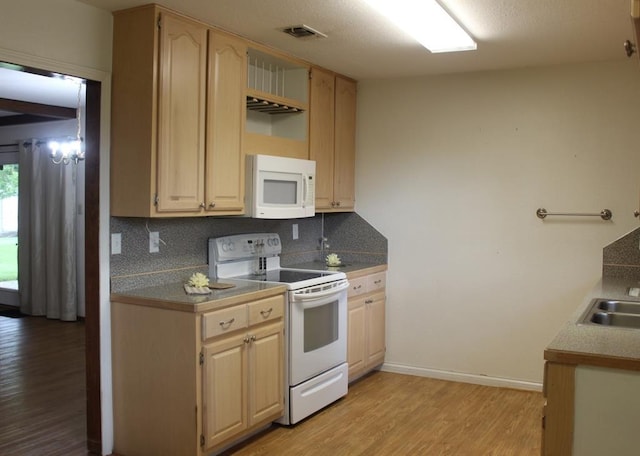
[208,233,349,424]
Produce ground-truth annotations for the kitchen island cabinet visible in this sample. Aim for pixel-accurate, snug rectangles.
[111,5,245,217]
[111,285,285,456]
[310,68,357,212]
[542,277,640,455]
[347,269,386,381]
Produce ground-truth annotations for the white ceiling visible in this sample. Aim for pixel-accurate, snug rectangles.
[78,0,637,80]
[0,67,82,118]
[0,0,637,115]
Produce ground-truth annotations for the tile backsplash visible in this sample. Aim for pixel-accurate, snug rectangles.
[603,226,640,279]
[110,212,387,292]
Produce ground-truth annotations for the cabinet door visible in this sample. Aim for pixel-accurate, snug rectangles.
[366,292,386,368]
[202,333,248,450]
[309,67,336,210]
[347,296,367,380]
[248,322,284,425]
[156,12,207,212]
[205,31,247,213]
[333,76,356,210]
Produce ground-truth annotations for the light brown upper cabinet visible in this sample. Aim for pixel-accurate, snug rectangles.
[310,67,356,212]
[111,5,245,217]
[205,31,246,213]
[243,47,310,160]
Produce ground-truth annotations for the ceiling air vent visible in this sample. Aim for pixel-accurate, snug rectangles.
[282,24,327,39]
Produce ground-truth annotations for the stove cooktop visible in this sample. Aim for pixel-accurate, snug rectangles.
[236,269,336,284]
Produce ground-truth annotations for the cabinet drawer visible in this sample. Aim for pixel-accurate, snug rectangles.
[248,295,284,326]
[348,277,368,297]
[367,272,386,292]
[202,304,248,340]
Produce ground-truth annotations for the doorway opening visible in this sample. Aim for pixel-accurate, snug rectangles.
[0,62,102,454]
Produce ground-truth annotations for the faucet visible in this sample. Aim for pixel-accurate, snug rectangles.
[319,236,330,259]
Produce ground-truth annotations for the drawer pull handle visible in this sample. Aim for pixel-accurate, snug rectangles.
[365,299,373,304]
[260,308,273,318]
[219,317,235,329]
[354,285,362,290]
[374,280,382,284]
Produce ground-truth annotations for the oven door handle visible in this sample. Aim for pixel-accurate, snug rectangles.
[290,281,349,304]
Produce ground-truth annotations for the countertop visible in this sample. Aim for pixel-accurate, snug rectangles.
[110,262,387,313]
[111,278,288,313]
[545,276,640,371]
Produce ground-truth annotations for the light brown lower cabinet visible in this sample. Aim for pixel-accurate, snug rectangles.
[541,362,575,456]
[347,270,387,382]
[111,292,285,456]
[202,320,283,449]
[542,361,640,456]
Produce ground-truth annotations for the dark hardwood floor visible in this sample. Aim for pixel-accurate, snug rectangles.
[0,313,87,456]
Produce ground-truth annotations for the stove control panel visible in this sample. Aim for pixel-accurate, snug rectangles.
[209,233,282,263]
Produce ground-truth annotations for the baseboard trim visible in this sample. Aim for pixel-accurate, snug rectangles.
[380,362,543,392]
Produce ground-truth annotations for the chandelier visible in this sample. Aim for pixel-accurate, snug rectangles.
[48,77,85,165]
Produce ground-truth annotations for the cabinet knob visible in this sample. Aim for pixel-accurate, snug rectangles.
[199,202,205,209]
[331,201,336,207]
[336,201,341,207]
[635,210,640,218]
[244,336,251,344]
[209,202,216,208]
[624,40,636,58]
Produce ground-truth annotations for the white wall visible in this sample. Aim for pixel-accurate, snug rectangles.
[356,61,640,386]
[0,0,112,72]
[0,0,114,453]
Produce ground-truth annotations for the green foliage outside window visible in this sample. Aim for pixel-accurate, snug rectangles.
[0,164,18,199]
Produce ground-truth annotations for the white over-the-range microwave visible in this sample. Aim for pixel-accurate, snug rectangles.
[245,154,316,219]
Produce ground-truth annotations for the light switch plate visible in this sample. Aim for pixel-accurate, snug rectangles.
[149,231,160,253]
[111,233,122,255]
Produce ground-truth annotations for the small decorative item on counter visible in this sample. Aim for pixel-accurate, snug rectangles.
[325,253,342,267]
[184,272,212,295]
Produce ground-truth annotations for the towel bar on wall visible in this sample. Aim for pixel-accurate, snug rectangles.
[536,208,613,221]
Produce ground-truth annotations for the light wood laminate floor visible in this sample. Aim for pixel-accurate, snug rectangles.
[226,371,543,456]
[0,313,543,456]
[0,314,87,456]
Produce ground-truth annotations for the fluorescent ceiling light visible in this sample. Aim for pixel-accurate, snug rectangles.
[363,0,477,53]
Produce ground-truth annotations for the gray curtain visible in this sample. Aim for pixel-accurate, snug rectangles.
[18,140,78,321]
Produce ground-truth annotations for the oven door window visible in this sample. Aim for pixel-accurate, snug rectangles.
[303,300,338,352]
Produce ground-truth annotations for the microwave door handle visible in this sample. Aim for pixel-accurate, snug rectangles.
[303,174,309,207]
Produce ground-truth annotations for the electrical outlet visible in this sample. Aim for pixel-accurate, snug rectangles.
[292,223,299,240]
[111,233,122,255]
[149,231,160,253]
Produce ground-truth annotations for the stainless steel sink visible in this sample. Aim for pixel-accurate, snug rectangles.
[580,298,640,329]
[595,299,640,315]
[589,312,640,329]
